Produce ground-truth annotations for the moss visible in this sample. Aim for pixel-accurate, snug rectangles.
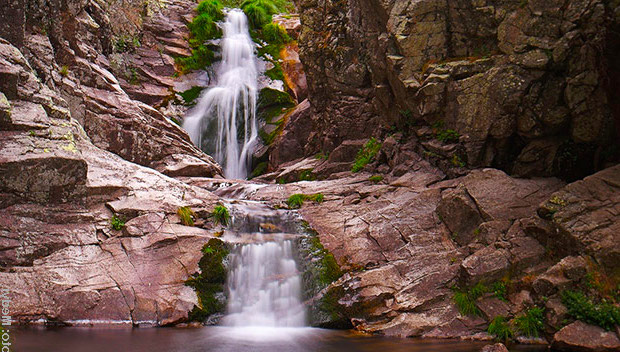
[549,195,567,207]
[178,206,196,226]
[241,0,278,29]
[185,238,229,321]
[488,316,513,342]
[176,45,216,74]
[451,154,466,168]
[287,193,324,209]
[251,161,268,178]
[351,137,382,173]
[59,65,68,77]
[110,215,125,231]
[176,0,223,73]
[257,87,295,123]
[179,86,204,106]
[368,175,383,183]
[262,23,291,44]
[211,204,230,226]
[436,129,460,143]
[492,280,508,302]
[513,307,544,337]
[114,35,141,53]
[315,152,329,161]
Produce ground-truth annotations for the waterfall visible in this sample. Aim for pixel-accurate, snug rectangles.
[183,9,258,179]
[222,239,306,327]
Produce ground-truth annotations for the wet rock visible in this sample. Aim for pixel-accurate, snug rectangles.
[480,343,509,352]
[551,321,620,352]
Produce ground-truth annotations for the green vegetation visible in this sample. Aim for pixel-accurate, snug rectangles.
[561,290,620,331]
[298,170,316,181]
[315,152,329,161]
[257,88,295,145]
[251,161,268,178]
[286,193,324,209]
[211,204,231,226]
[492,280,508,302]
[110,215,125,231]
[176,0,224,73]
[241,0,279,29]
[178,206,196,226]
[450,154,466,168]
[59,65,69,77]
[185,239,229,321]
[308,235,343,285]
[488,316,513,342]
[352,137,382,173]
[369,175,383,183]
[436,129,460,143]
[179,86,204,106]
[114,35,141,53]
[262,23,291,44]
[513,307,545,337]
[453,282,487,316]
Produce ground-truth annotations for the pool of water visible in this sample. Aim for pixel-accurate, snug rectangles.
[13,327,548,352]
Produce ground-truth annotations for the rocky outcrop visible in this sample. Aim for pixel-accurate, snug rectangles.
[4,0,221,177]
[551,321,620,352]
[0,34,222,325]
[480,343,509,352]
[275,0,620,179]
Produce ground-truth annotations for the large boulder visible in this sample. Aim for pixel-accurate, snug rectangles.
[551,321,620,352]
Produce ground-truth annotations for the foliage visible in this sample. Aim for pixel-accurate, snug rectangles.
[488,316,513,342]
[286,193,324,209]
[114,35,141,53]
[369,175,383,183]
[262,23,291,44]
[185,238,229,321]
[436,129,460,143]
[453,282,488,316]
[177,0,224,73]
[59,65,69,77]
[179,86,204,106]
[352,137,382,173]
[177,206,196,226]
[561,290,620,331]
[299,170,316,181]
[451,154,466,168]
[315,152,329,161]
[110,215,125,231]
[176,45,216,74]
[241,0,278,28]
[197,0,224,20]
[211,204,231,226]
[513,307,545,337]
[492,280,508,302]
[251,161,268,178]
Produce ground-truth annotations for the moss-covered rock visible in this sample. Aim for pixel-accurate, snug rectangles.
[185,238,229,324]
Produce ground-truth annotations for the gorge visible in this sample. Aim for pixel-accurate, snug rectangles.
[0,0,619,351]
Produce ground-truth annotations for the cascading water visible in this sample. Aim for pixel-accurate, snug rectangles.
[223,239,306,327]
[183,9,258,179]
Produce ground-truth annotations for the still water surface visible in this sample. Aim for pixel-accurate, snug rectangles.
[15,327,549,352]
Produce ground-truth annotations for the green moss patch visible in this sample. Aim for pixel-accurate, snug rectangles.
[185,238,229,322]
[179,86,204,106]
[286,193,324,209]
[351,137,382,173]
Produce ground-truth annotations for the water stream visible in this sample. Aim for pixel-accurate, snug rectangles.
[183,9,258,179]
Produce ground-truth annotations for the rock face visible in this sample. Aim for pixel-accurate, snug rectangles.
[275,0,620,179]
[0,10,224,325]
[552,321,620,352]
[480,343,509,352]
[8,0,221,177]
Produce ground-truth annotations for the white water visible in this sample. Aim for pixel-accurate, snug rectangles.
[223,238,306,327]
[183,9,258,179]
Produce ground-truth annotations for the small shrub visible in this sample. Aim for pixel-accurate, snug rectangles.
[369,175,383,183]
[451,154,466,168]
[59,65,69,77]
[514,307,545,337]
[315,152,329,161]
[299,170,316,181]
[178,206,196,226]
[488,316,513,342]
[437,129,460,143]
[110,215,125,231]
[352,137,382,173]
[561,290,620,331]
[211,204,230,226]
[492,281,508,302]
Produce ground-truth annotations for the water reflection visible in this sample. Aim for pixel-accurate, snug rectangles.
[14,327,549,352]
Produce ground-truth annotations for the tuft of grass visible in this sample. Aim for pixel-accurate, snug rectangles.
[178,206,196,226]
[513,307,545,337]
[315,152,329,161]
[369,175,383,183]
[453,282,488,316]
[286,193,324,209]
[451,154,466,168]
[437,129,460,143]
[241,0,278,28]
[352,137,382,173]
[211,204,230,226]
[110,215,125,231]
[492,280,508,302]
[60,65,69,77]
[561,290,620,331]
[179,86,204,106]
[298,170,316,181]
[488,316,513,342]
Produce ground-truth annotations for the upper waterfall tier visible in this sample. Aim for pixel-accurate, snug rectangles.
[183,9,258,179]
